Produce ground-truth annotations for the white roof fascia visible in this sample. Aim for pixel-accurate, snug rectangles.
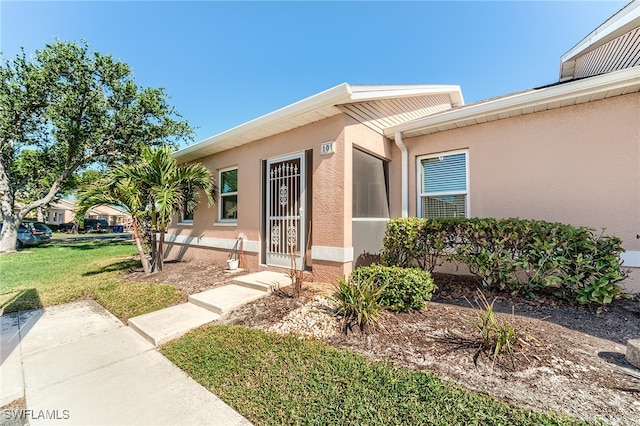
[175,83,464,161]
[560,0,640,79]
[350,84,464,105]
[175,83,352,161]
[385,67,640,138]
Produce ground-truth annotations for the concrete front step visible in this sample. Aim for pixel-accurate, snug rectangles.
[128,303,219,346]
[189,284,267,315]
[231,270,291,292]
[128,271,292,346]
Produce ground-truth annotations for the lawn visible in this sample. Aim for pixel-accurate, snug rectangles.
[0,240,184,320]
[0,240,592,425]
[163,325,584,426]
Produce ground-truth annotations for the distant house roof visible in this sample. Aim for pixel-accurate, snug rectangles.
[386,67,640,138]
[175,83,463,162]
[87,204,130,217]
[560,0,639,81]
[50,198,76,211]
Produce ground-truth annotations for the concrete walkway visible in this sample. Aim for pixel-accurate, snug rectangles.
[1,270,291,425]
[0,300,251,425]
[128,271,290,346]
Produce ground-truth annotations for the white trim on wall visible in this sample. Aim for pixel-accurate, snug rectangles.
[311,246,354,263]
[163,233,259,253]
[621,251,640,268]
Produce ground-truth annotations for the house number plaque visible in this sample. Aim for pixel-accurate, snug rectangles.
[320,141,335,156]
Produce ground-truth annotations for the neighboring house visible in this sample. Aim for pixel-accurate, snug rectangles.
[46,199,131,228]
[47,198,76,225]
[85,204,131,227]
[169,1,640,290]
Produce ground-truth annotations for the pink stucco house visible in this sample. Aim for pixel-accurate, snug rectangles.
[168,2,640,290]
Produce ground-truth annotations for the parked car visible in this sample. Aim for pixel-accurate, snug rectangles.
[23,221,53,244]
[0,222,39,249]
[59,222,78,233]
[82,219,110,233]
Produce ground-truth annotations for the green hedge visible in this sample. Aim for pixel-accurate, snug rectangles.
[350,265,436,312]
[381,218,627,304]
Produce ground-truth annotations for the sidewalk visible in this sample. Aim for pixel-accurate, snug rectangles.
[0,300,251,426]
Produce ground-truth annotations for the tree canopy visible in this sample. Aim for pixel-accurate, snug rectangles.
[0,40,193,252]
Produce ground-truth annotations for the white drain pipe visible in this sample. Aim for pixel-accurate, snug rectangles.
[394,132,408,218]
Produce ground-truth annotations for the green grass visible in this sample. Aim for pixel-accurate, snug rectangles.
[162,325,585,426]
[51,232,77,239]
[0,240,184,320]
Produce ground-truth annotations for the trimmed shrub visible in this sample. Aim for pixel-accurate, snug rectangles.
[381,217,627,304]
[350,265,436,312]
[381,217,448,272]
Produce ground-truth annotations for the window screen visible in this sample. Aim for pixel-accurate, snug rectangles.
[352,149,390,218]
[419,152,468,219]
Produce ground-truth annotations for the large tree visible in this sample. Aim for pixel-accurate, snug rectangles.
[0,40,192,252]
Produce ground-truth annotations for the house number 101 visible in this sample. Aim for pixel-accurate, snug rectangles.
[321,141,335,155]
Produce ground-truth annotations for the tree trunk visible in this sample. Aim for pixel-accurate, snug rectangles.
[132,219,151,273]
[37,206,45,222]
[0,215,20,253]
[157,227,165,272]
[0,159,66,252]
[0,162,19,253]
[151,230,158,272]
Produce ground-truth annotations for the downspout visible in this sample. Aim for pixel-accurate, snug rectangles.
[394,132,408,218]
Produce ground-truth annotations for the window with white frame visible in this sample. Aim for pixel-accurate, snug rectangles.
[219,167,238,223]
[182,200,194,222]
[418,151,468,219]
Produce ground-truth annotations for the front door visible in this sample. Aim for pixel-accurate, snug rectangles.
[265,152,306,270]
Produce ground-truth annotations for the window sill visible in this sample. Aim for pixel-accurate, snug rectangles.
[214,222,237,227]
[177,221,193,226]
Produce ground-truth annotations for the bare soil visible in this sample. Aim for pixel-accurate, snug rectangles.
[125,261,640,425]
[124,259,251,294]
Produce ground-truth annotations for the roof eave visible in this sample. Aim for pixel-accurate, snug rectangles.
[386,67,640,138]
[174,83,353,162]
[175,83,464,162]
[350,84,464,105]
[559,1,640,80]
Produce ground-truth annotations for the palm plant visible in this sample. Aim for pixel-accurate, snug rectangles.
[116,146,216,272]
[77,173,152,273]
[78,145,216,273]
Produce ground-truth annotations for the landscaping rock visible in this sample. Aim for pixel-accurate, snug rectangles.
[626,338,640,369]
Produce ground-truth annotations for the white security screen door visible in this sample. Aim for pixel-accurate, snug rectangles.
[266,152,306,270]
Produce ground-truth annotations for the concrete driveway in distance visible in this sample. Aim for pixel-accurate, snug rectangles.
[0,300,251,426]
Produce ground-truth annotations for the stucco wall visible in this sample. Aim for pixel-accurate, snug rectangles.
[402,93,640,292]
[166,114,360,282]
[404,93,640,250]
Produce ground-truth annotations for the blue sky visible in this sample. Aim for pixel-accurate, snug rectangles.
[1,1,628,147]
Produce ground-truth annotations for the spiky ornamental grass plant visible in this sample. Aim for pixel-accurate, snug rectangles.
[467,290,524,369]
[332,277,386,334]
